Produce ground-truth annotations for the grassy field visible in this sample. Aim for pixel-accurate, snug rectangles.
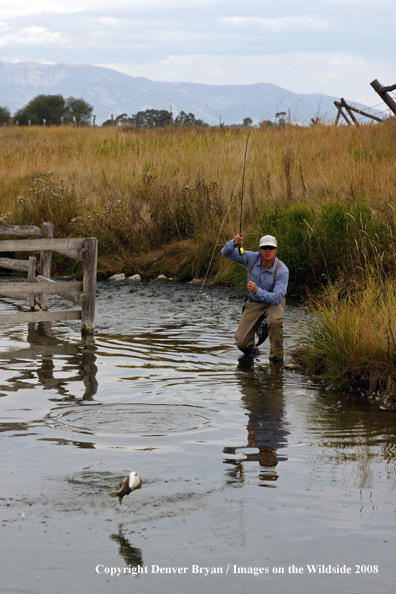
[1,123,395,281]
[1,122,396,403]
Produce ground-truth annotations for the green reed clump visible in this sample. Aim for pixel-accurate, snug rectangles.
[293,277,396,406]
[163,237,219,281]
[253,198,393,296]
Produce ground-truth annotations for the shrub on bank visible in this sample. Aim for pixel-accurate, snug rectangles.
[256,199,393,295]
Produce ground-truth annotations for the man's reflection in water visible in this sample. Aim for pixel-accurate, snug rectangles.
[0,322,98,400]
[223,361,289,487]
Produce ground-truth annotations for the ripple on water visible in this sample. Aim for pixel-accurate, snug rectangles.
[45,403,215,438]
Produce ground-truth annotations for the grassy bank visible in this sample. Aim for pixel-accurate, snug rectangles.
[293,278,396,408]
[1,123,396,403]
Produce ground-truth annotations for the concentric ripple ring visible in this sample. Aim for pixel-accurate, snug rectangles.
[46,403,214,437]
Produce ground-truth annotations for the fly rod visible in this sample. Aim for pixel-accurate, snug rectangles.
[198,129,253,297]
[238,129,252,256]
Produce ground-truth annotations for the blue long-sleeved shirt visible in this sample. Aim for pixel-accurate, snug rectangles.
[221,239,289,305]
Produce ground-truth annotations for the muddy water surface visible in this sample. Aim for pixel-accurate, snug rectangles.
[0,281,395,593]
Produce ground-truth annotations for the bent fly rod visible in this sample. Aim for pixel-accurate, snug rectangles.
[238,129,252,256]
[198,129,253,297]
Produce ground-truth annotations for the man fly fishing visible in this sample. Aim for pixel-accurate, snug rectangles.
[221,233,289,361]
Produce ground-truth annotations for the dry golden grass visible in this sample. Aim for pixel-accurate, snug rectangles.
[1,121,396,280]
[1,121,395,214]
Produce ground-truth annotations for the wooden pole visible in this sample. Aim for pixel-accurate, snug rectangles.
[340,98,359,126]
[0,257,30,272]
[37,221,54,310]
[0,225,42,237]
[342,103,382,123]
[81,238,98,336]
[27,256,37,308]
[334,101,352,125]
[0,280,83,296]
[370,79,396,116]
[0,238,85,252]
[380,83,396,93]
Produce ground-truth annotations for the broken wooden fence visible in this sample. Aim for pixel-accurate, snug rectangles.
[334,98,383,126]
[334,79,396,126]
[370,80,396,118]
[0,222,97,335]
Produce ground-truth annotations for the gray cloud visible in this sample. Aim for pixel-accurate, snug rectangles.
[1,0,395,105]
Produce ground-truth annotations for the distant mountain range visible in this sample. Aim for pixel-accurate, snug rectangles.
[0,61,366,126]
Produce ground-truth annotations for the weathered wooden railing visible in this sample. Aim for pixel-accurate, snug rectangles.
[0,222,97,335]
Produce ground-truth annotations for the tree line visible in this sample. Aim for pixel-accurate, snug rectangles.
[102,109,207,128]
[0,93,290,128]
[0,95,207,128]
[0,95,93,126]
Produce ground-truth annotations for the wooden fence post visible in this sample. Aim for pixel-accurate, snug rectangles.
[37,221,54,310]
[27,256,37,308]
[81,238,98,336]
[334,101,352,125]
[340,98,359,126]
[0,225,97,337]
[370,80,396,117]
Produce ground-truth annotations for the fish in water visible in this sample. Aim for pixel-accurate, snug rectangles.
[109,471,142,504]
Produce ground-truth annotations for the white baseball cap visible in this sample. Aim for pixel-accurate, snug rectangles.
[259,235,277,248]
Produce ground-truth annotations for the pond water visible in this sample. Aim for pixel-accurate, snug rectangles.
[0,281,395,594]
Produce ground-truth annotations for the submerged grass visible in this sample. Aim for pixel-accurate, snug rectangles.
[1,122,396,402]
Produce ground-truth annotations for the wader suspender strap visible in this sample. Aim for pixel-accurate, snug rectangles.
[273,260,280,286]
[248,256,260,280]
[249,257,280,286]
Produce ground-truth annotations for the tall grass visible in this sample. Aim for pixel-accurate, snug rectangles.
[1,121,396,286]
[293,277,396,406]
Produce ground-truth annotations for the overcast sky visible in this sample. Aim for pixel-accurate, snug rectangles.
[1,0,395,106]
